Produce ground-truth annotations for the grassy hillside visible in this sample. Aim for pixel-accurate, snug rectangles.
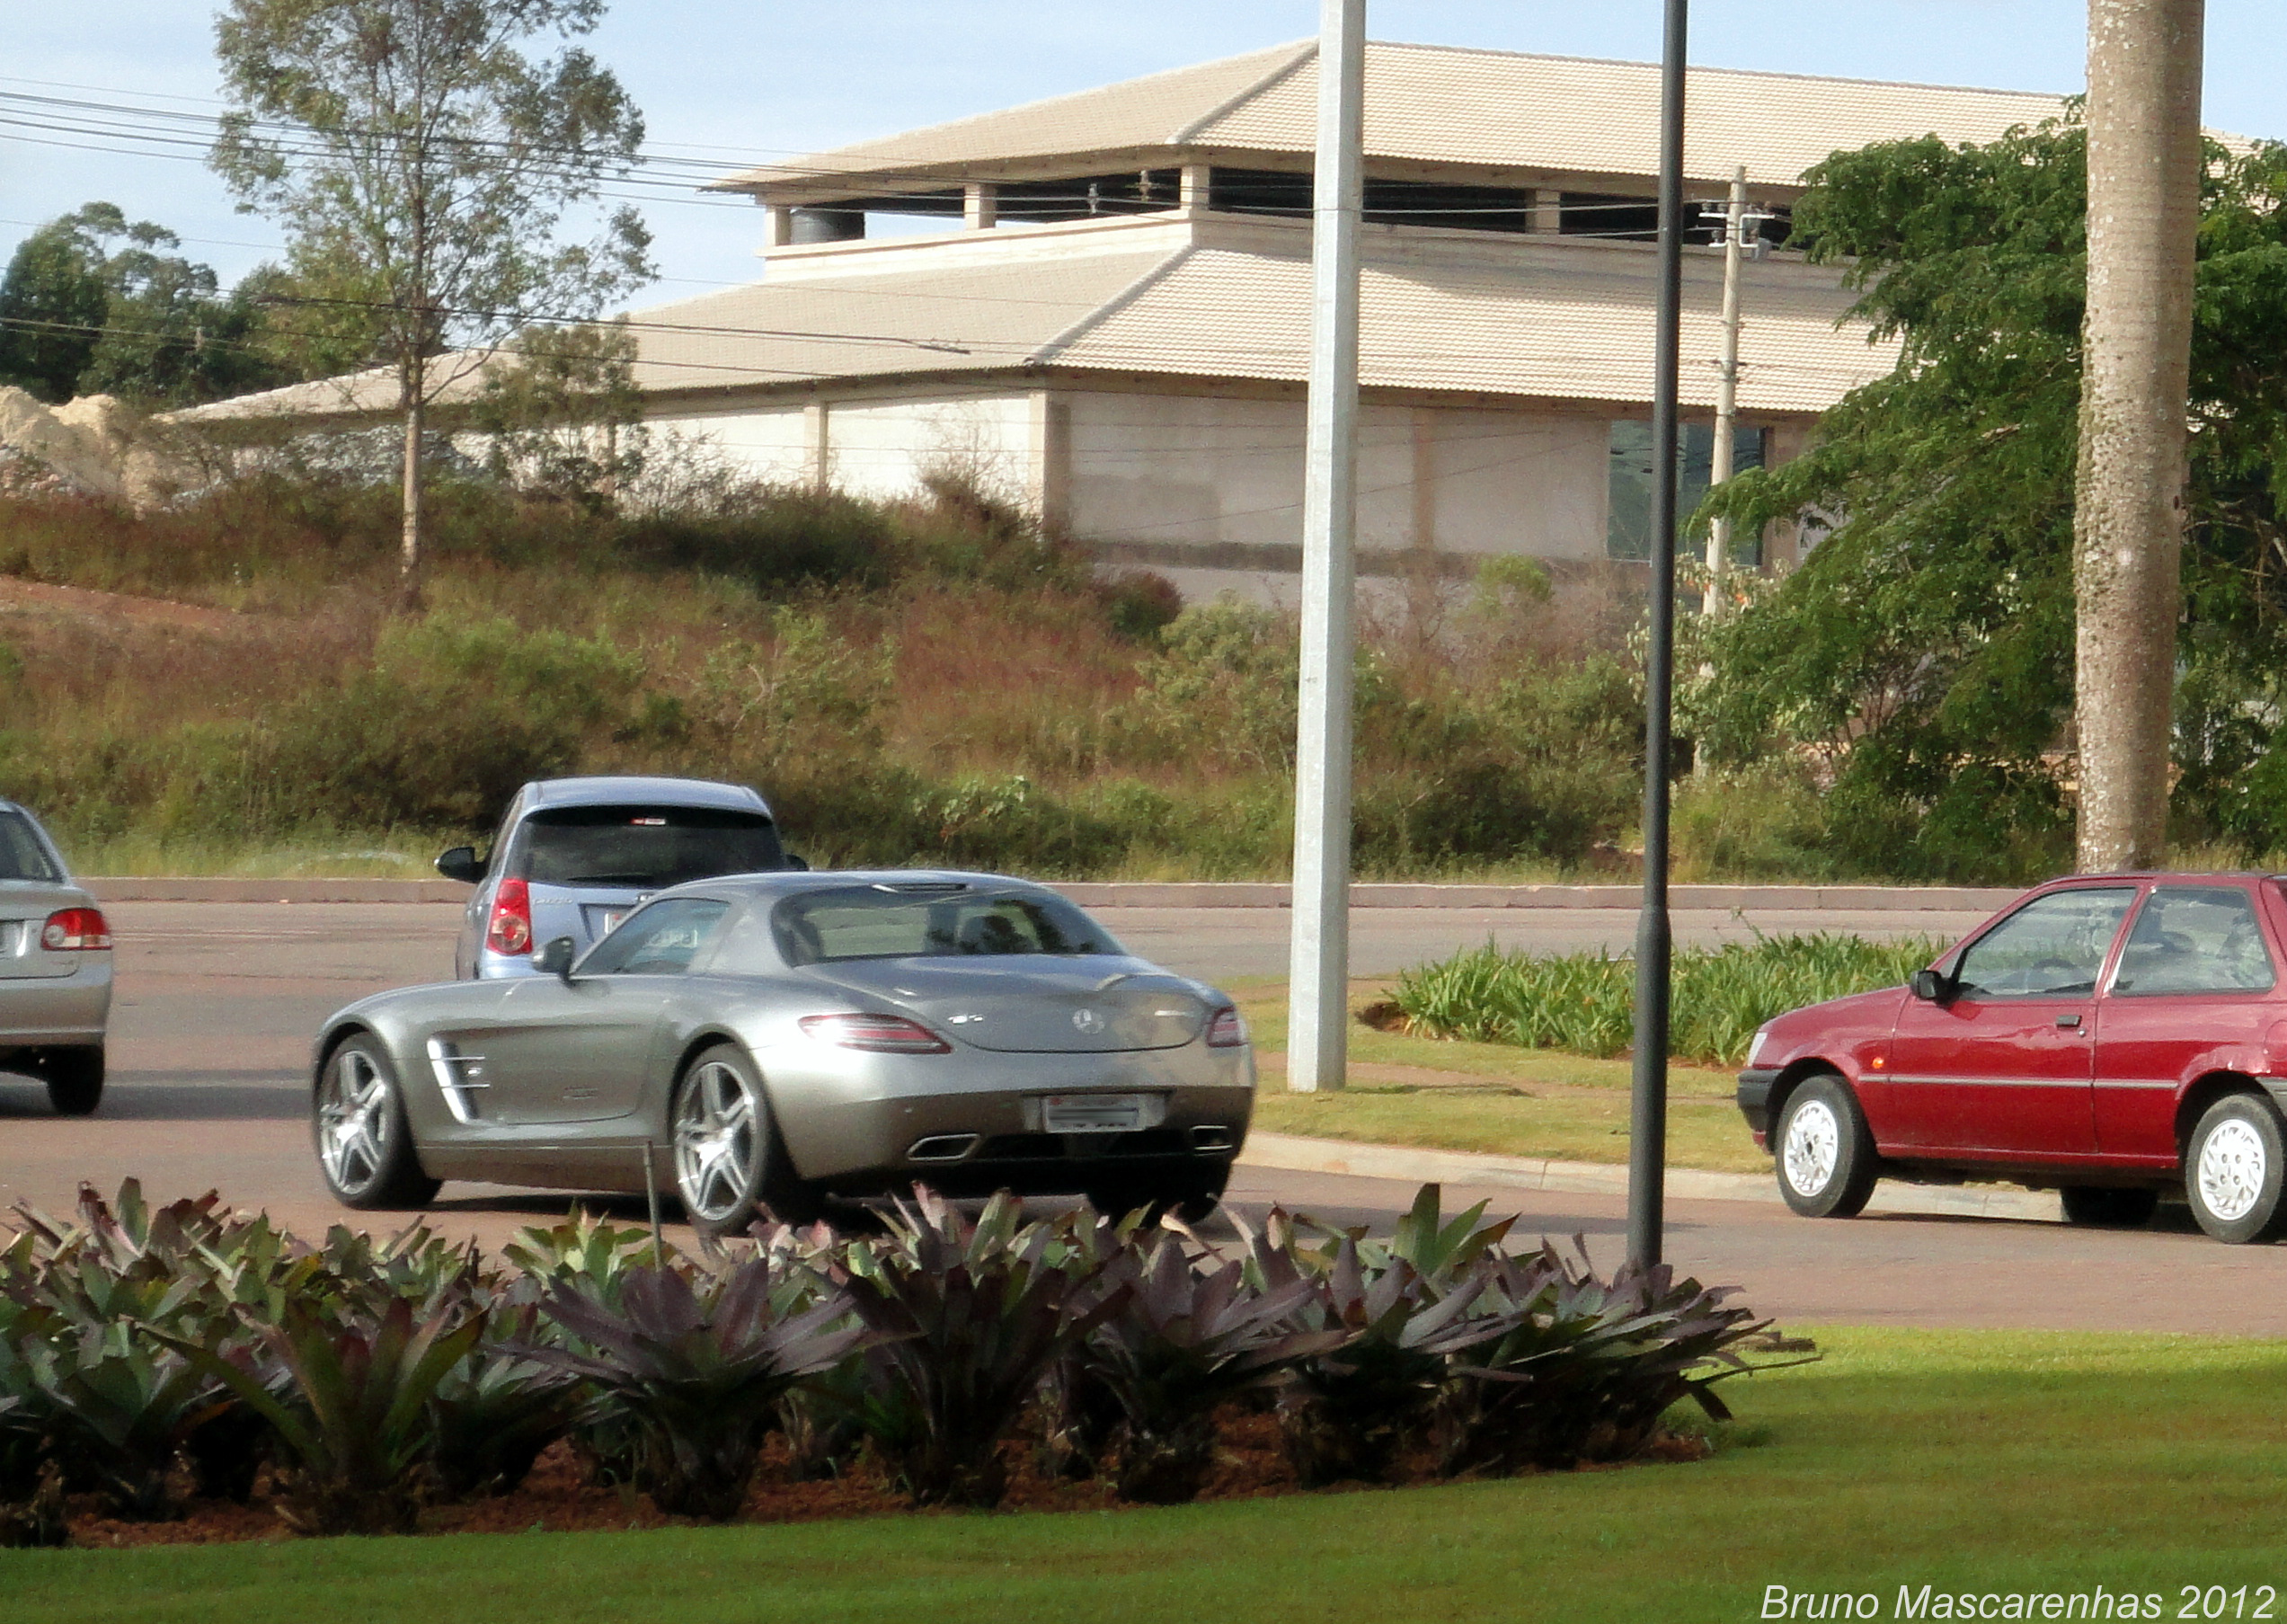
[0,470,1655,879]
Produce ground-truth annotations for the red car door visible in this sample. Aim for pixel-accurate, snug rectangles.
[2093,882,2283,1166]
[1886,885,2137,1157]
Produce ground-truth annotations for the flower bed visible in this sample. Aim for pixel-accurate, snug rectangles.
[0,1182,1796,1546]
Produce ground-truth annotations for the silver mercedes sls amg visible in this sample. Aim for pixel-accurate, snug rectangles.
[309,871,1254,1232]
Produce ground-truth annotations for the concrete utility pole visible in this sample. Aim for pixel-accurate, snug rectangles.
[1285,0,1365,1096]
[1628,0,1689,1271]
[1703,165,1748,617]
[2075,0,2204,872]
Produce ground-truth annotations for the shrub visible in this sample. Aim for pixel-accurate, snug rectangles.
[1083,1234,1344,1505]
[1391,931,1943,1066]
[1433,1242,1783,1475]
[835,1190,1115,1509]
[527,1260,868,1521]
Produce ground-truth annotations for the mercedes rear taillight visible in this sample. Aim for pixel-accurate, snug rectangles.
[40,908,111,951]
[484,878,533,955]
[1204,1006,1247,1047]
[799,1013,952,1054]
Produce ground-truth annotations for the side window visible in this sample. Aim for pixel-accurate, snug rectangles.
[2111,886,2276,996]
[578,898,730,976]
[1953,888,2135,999]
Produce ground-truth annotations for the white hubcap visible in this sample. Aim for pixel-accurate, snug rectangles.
[2199,1117,2268,1224]
[1783,1098,1841,1197]
[675,1060,760,1222]
[318,1049,392,1193]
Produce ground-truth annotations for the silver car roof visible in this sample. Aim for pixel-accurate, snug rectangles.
[519,777,771,816]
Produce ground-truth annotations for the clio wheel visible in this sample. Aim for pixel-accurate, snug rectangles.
[2185,1094,2287,1245]
[670,1043,818,1235]
[1774,1072,1878,1219]
[314,1037,439,1211]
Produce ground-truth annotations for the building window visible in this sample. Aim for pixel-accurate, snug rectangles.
[1606,421,1768,564]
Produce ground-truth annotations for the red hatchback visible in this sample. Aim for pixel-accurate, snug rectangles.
[1737,874,2287,1243]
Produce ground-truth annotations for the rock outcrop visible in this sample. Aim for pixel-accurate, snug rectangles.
[0,388,206,509]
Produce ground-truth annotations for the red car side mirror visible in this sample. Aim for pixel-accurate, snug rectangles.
[1909,968,1954,1003]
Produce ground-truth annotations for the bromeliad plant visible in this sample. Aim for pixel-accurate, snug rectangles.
[159,1296,486,1536]
[527,1258,872,1521]
[1433,1241,1789,1476]
[1083,1232,1345,1505]
[835,1189,1120,1509]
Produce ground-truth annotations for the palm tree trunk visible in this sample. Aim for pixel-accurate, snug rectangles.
[2074,0,2204,871]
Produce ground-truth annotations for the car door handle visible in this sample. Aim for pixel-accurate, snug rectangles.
[2056,1014,2083,1029]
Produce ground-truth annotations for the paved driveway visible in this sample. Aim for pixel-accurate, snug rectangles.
[12,899,2266,1339]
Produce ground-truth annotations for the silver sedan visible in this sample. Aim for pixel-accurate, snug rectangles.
[0,800,111,1115]
[308,872,1255,1231]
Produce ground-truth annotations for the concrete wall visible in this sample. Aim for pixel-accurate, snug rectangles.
[1062,392,1609,562]
[645,392,1041,503]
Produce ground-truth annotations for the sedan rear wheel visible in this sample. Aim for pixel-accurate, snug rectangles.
[671,1043,817,1235]
[1774,1073,1878,1219]
[2185,1094,2287,1244]
[40,1046,103,1117]
[315,1038,439,1211]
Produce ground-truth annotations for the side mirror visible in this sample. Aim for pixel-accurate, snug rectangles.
[782,852,811,873]
[1910,968,1954,1003]
[533,936,578,982]
[436,846,484,883]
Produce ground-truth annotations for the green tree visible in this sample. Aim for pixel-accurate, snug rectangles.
[210,0,652,604]
[0,203,290,406]
[1697,120,2287,880]
[0,212,115,401]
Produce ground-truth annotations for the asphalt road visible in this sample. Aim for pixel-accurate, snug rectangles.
[14,898,2279,1339]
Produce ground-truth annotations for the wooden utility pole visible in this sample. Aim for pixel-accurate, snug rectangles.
[2075,0,2204,871]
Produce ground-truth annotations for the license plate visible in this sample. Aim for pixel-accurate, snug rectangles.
[588,907,632,936]
[1042,1093,1148,1133]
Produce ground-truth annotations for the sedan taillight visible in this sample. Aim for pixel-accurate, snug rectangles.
[40,908,111,951]
[1205,1006,1247,1047]
[800,1013,952,1054]
[485,878,533,955]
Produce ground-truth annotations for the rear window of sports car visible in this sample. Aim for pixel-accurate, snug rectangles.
[770,887,1121,965]
[0,812,60,883]
[518,805,784,890]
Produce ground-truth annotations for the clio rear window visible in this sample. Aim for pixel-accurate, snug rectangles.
[519,805,784,889]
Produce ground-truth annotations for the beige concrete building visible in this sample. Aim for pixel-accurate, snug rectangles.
[186,40,2079,603]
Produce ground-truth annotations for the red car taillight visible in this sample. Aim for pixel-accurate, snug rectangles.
[40,908,111,951]
[1205,1006,1246,1047]
[484,879,533,955]
[799,1013,952,1054]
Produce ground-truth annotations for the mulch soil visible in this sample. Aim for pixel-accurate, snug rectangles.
[57,1411,1712,1549]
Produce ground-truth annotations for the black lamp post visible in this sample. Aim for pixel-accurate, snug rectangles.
[1627,0,1689,1271]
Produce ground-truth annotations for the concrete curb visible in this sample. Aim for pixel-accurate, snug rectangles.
[84,877,2020,910]
[1237,1131,2063,1223]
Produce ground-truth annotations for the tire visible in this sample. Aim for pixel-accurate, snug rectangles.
[2184,1093,2287,1245]
[1773,1072,1879,1219]
[670,1043,818,1236]
[2060,1185,2160,1229]
[40,1046,103,1117]
[313,1037,440,1211]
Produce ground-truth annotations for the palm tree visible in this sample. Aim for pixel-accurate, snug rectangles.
[2073,0,2204,870]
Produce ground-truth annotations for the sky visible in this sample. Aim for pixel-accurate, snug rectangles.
[4,0,2282,302]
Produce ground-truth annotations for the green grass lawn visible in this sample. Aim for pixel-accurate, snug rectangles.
[8,1328,2284,1623]
[1235,981,1768,1174]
